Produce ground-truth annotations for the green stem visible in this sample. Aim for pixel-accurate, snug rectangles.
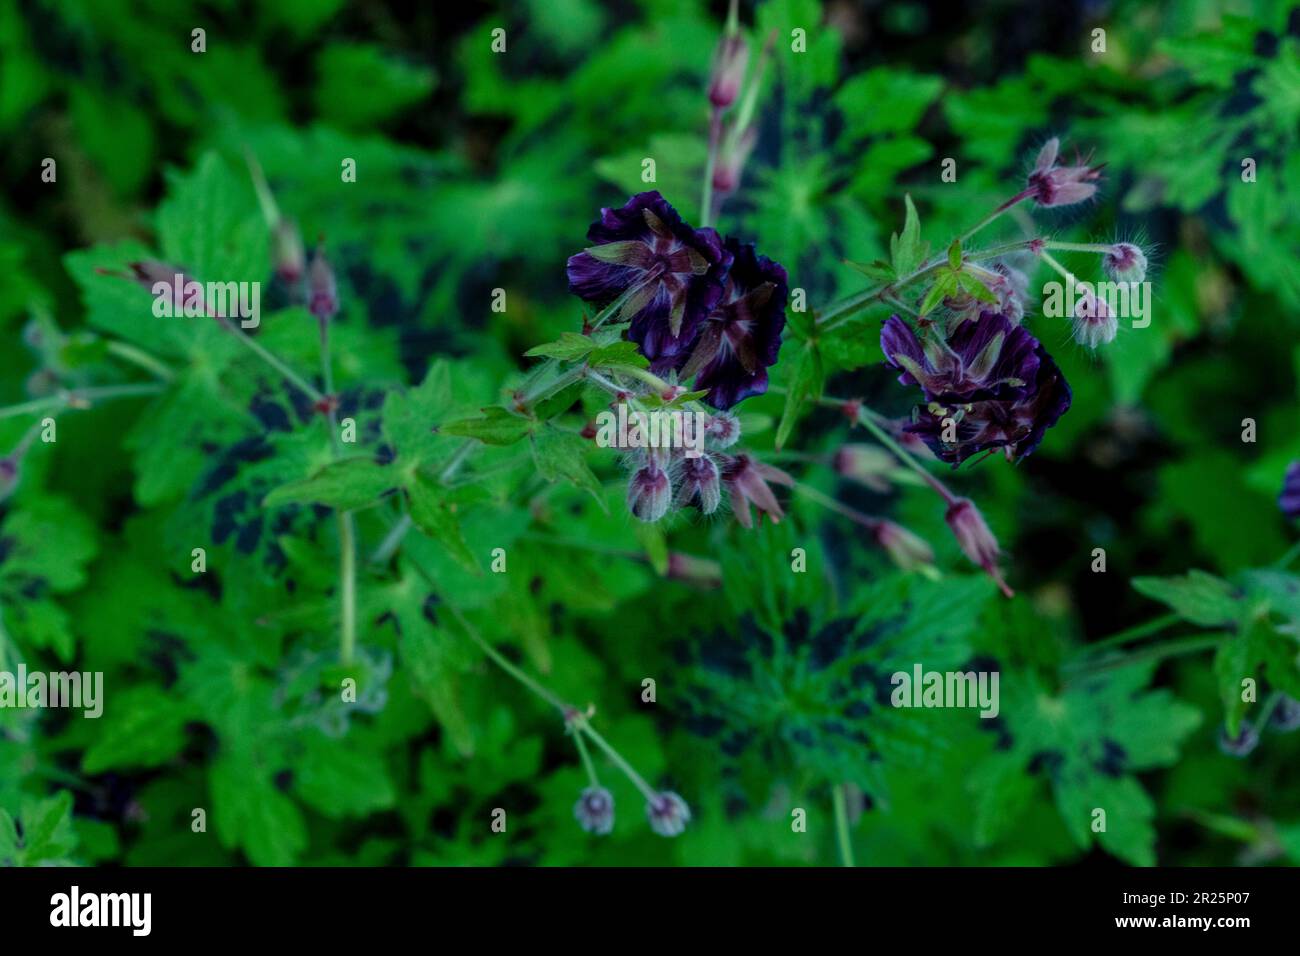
[572,726,601,788]
[338,511,357,666]
[216,315,325,404]
[1064,634,1222,678]
[833,783,856,867]
[575,718,660,803]
[1273,539,1300,569]
[0,383,166,421]
[1042,240,1113,255]
[106,341,176,382]
[1077,613,1181,657]
[853,408,958,505]
[448,605,571,714]
[957,189,1033,245]
[700,106,722,229]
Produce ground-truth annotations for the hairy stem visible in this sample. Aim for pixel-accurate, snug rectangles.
[833,783,856,867]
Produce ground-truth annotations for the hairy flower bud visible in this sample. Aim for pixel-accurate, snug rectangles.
[1280,461,1300,519]
[707,31,749,108]
[1102,242,1147,283]
[274,218,306,285]
[712,123,758,196]
[1072,290,1117,349]
[308,246,338,324]
[666,552,723,589]
[1217,722,1259,757]
[834,444,896,492]
[628,463,671,522]
[945,498,1012,597]
[1272,695,1300,732]
[875,520,935,572]
[678,454,722,514]
[646,790,691,837]
[1027,137,1103,207]
[574,786,615,835]
[722,453,790,528]
[0,457,19,504]
[704,410,741,448]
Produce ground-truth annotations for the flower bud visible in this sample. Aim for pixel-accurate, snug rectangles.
[704,411,741,448]
[1272,695,1300,732]
[308,246,339,324]
[833,444,896,492]
[875,520,935,572]
[707,31,749,108]
[1071,290,1116,349]
[1280,461,1300,519]
[1102,242,1147,283]
[1217,722,1259,757]
[666,552,723,589]
[711,123,757,196]
[646,790,691,837]
[628,463,671,523]
[0,458,19,504]
[1027,137,1103,207]
[678,454,722,514]
[574,786,615,835]
[945,498,1012,597]
[274,218,306,285]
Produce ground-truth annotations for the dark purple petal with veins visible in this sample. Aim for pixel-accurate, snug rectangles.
[566,191,728,364]
[904,338,1072,466]
[686,238,788,409]
[881,311,1039,404]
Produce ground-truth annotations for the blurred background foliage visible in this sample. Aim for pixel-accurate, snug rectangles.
[1,0,1299,867]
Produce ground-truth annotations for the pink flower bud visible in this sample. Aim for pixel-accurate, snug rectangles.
[1027,137,1103,207]
[945,498,1012,597]
[707,32,749,108]
[308,246,338,324]
[274,218,306,285]
[834,444,897,492]
[704,411,741,448]
[1072,290,1116,349]
[665,552,723,589]
[574,786,614,835]
[628,463,671,522]
[874,520,935,572]
[646,790,691,837]
[1102,242,1147,283]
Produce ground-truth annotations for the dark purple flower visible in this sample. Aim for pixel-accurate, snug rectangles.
[677,238,787,409]
[884,312,1072,465]
[881,311,1039,404]
[566,192,728,365]
[1280,461,1300,519]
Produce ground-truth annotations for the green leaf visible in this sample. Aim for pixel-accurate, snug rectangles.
[439,406,534,446]
[775,341,823,451]
[406,472,479,571]
[210,757,307,866]
[842,258,896,282]
[294,733,396,818]
[530,426,603,503]
[918,272,958,316]
[1132,571,1242,627]
[889,194,928,277]
[402,620,475,756]
[82,685,192,774]
[263,457,396,510]
[947,239,962,270]
[17,791,77,865]
[524,331,595,361]
[587,340,650,369]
